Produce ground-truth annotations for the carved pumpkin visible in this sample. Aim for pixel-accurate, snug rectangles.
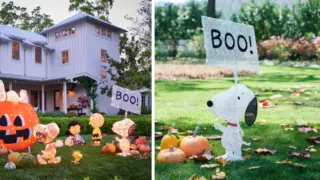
[160,128,178,150]
[0,144,8,155]
[135,136,147,145]
[102,142,116,154]
[15,147,37,168]
[0,81,39,151]
[4,162,16,170]
[180,126,210,157]
[157,146,186,163]
[138,144,151,153]
[8,150,20,162]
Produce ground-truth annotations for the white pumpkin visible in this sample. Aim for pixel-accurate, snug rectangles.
[4,162,16,170]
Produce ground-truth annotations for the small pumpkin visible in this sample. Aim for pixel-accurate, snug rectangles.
[160,128,178,150]
[0,144,8,155]
[8,150,20,162]
[157,146,186,163]
[130,144,138,150]
[135,136,147,145]
[15,147,37,168]
[139,144,151,153]
[130,150,140,155]
[180,126,210,157]
[102,141,116,154]
[4,162,16,170]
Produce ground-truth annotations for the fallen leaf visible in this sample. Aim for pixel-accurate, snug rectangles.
[252,137,262,141]
[294,102,304,106]
[178,136,184,143]
[179,130,193,135]
[299,127,317,133]
[217,157,228,167]
[288,151,310,159]
[155,146,160,151]
[254,148,277,155]
[276,160,292,165]
[242,148,252,152]
[206,135,222,140]
[155,120,159,124]
[305,145,317,152]
[293,120,308,127]
[163,124,170,130]
[155,132,164,139]
[189,174,207,180]
[200,164,219,168]
[281,123,291,128]
[170,128,179,134]
[212,168,226,180]
[258,119,267,125]
[285,128,294,131]
[243,155,251,160]
[293,163,306,168]
[270,94,283,99]
[288,146,297,150]
[248,166,260,170]
[190,150,215,161]
[307,136,320,144]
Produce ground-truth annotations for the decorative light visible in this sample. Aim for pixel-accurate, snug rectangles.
[112,118,135,157]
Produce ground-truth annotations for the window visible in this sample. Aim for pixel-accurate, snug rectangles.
[95,26,101,35]
[62,30,68,37]
[69,27,76,35]
[35,47,42,63]
[142,95,146,106]
[101,49,109,63]
[55,32,61,39]
[101,28,106,36]
[62,50,69,64]
[107,30,112,37]
[12,42,20,60]
[101,66,107,79]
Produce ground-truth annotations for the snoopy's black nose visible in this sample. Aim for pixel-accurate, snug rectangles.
[207,100,213,107]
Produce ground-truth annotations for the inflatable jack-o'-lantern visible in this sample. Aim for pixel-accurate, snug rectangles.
[0,80,39,151]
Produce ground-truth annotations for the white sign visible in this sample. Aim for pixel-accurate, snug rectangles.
[111,85,141,114]
[202,16,259,72]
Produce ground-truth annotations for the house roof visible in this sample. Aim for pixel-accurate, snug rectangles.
[0,25,47,43]
[41,12,127,34]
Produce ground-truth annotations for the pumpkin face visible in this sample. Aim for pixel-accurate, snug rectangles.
[180,126,210,157]
[0,101,39,151]
[157,146,186,163]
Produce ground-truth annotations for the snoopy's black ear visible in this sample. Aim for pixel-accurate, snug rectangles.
[245,97,257,126]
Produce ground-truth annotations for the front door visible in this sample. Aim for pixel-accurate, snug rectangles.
[54,90,61,111]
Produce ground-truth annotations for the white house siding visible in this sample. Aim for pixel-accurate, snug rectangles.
[25,47,46,78]
[45,20,87,80]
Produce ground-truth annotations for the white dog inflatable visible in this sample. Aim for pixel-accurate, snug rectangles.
[207,84,257,161]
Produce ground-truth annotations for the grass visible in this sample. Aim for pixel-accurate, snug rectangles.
[155,65,320,180]
[0,135,151,180]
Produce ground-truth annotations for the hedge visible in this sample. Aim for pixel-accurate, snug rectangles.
[39,115,151,137]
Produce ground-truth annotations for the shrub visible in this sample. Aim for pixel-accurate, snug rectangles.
[141,106,151,114]
[67,112,77,118]
[39,115,151,136]
[37,111,66,117]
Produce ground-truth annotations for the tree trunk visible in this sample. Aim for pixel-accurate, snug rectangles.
[207,0,216,18]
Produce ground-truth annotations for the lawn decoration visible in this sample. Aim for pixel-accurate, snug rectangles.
[102,141,116,154]
[160,128,178,150]
[8,150,20,162]
[72,150,83,164]
[112,118,135,157]
[65,120,86,146]
[4,161,16,170]
[138,144,151,153]
[157,146,186,164]
[14,147,37,168]
[180,126,210,157]
[135,136,147,146]
[0,80,39,151]
[34,123,62,165]
[89,113,105,146]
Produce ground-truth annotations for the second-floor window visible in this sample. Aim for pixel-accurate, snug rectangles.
[101,49,110,63]
[35,47,42,63]
[56,26,76,40]
[95,26,112,38]
[101,66,107,79]
[62,50,69,64]
[12,42,20,60]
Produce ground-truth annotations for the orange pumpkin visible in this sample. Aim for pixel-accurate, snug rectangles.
[102,142,116,154]
[135,136,147,145]
[139,144,151,153]
[180,126,210,157]
[0,84,39,151]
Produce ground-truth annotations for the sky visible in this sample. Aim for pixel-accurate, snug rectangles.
[3,0,142,31]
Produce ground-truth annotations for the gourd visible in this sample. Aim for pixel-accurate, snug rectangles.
[157,146,186,163]
[8,150,20,162]
[14,147,37,168]
[135,136,147,145]
[4,162,16,170]
[0,144,8,155]
[102,141,116,154]
[160,128,178,150]
[180,126,210,157]
[138,144,151,153]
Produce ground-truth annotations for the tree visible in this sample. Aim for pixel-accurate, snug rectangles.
[101,34,151,95]
[0,1,53,32]
[69,0,114,22]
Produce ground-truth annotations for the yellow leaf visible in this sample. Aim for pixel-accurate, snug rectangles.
[217,157,227,167]
[259,119,267,125]
[189,174,207,180]
[212,168,226,179]
[178,136,184,143]
[163,124,170,130]
[288,146,297,150]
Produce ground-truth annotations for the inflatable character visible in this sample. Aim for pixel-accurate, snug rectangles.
[65,120,86,146]
[89,113,105,146]
[112,118,135,157]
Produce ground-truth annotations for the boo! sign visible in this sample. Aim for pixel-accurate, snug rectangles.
[202,16,259,72]
[111,85,141,114]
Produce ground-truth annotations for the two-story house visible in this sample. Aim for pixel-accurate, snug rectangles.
[0,12,151,115]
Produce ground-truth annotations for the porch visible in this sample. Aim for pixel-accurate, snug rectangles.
[1,80,91,115]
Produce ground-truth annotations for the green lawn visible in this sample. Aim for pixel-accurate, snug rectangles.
[155,65,320,180]
[0,135,151,180]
